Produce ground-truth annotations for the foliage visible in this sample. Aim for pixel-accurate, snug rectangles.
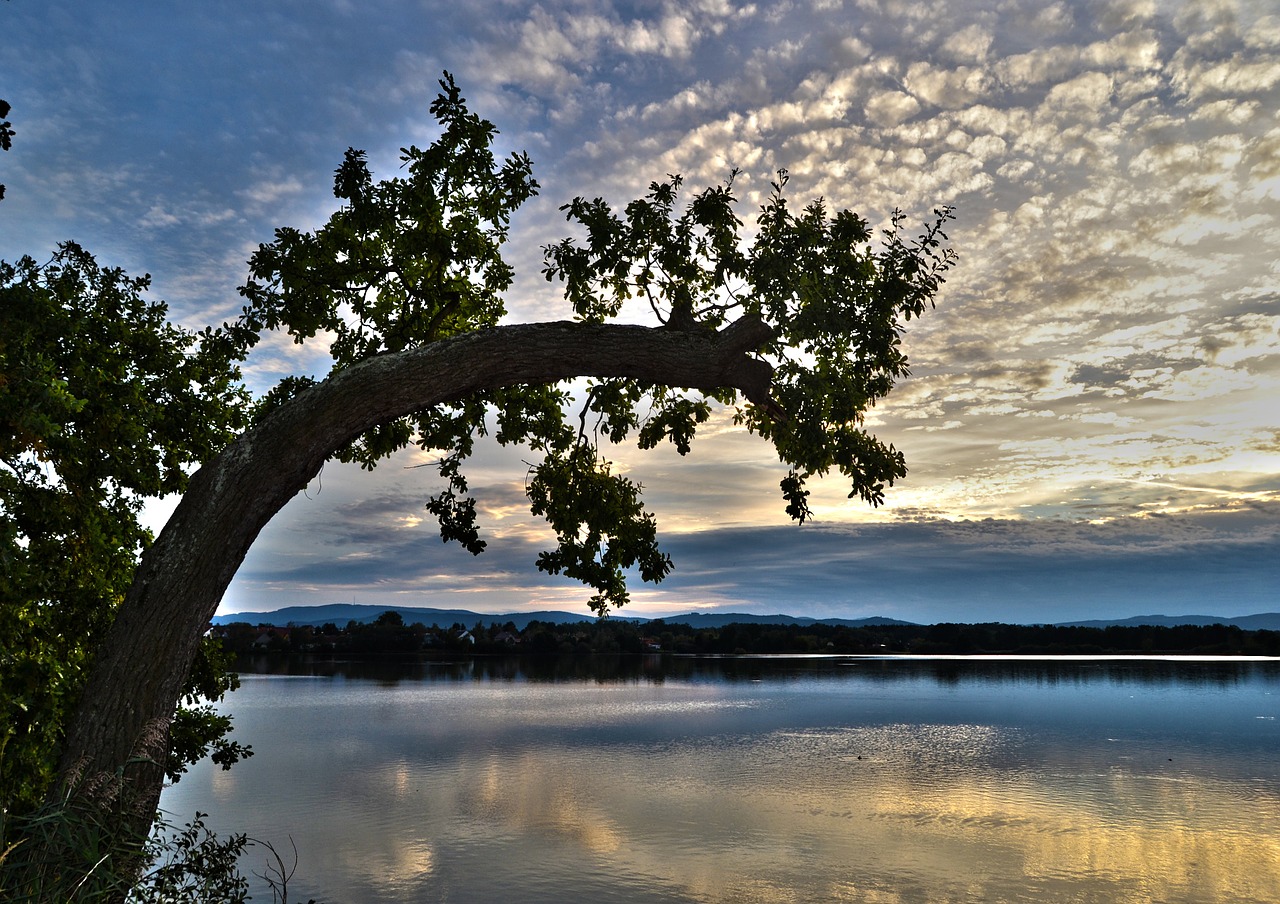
[1,97,12,201]
[3,716,316,904]
[129,812,250,904]
[234,74,954,615]
[545,170,954,519]
[0,747,244,901]
[0,792,142,902]
[1,799,316,904]
[0,244,252,813]
[164,639,253,784]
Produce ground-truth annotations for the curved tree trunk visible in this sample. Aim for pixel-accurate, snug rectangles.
[56,317,773,844]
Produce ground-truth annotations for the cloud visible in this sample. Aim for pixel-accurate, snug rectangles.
[238,175,307,211]
[865,90,922,127]
[1069,362,1131,389]
[905,62,995,109]
[231,504,1280,623]
[11,0,1280,624]
[642,504,1280,622]
[456,0,759,104]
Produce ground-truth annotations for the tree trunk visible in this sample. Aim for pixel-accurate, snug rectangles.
[55,317,773,850]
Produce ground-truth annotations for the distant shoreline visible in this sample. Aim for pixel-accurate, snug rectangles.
[214,615,1280,659]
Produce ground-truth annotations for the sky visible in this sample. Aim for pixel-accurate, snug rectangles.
[3,0,1278,624]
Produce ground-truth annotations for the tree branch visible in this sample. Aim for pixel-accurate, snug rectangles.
[58,316,776,817]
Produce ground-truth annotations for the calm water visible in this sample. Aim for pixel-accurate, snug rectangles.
[159,656,1280,903]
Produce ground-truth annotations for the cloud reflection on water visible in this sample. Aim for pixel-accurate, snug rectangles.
[161,662,1280,903]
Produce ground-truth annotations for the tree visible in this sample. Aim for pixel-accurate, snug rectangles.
[373,610,405,628]
[11,73,952,893]
[0,245,252,814]
[0,245,253,898]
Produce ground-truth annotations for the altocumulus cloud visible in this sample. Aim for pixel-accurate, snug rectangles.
[3,0,1278,621]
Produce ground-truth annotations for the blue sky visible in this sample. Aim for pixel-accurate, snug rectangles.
[3,0,1278,623]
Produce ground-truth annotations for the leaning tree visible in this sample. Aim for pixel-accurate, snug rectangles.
[4,73,953,893]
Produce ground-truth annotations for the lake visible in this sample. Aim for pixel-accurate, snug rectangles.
[158,656,1280,903]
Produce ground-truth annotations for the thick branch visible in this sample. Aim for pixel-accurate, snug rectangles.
[58,316,774,805]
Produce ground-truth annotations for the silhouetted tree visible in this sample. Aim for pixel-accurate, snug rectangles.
[6,73,953,896]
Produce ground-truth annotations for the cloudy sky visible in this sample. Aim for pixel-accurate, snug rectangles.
[4,0,1278,624]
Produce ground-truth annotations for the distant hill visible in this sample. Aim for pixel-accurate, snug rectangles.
[211,604,917,631]
[210,604,598,631]
[646,612,919,629]
[1054,613,1280,631]
[213,604,1280,633]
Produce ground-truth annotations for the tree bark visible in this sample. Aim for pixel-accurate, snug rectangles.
[56,317,773,836]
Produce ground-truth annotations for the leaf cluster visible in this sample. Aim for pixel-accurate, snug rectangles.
[234,73,536,404]
[228,70,545,476]
[527,445,670,611]
[1,97,11,202]
[545,168,956,524]
[164,638,253,783]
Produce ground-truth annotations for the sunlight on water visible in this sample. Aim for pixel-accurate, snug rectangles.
[160,659,1280,903]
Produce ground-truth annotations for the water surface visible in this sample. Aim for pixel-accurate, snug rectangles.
[160,657,1280,903]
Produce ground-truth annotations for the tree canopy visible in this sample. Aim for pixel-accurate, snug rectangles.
[1,72,952,896]
[227,73,953,612]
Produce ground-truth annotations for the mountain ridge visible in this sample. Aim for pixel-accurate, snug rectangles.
[1052,613,1280,630]
[211,604,1280,632]
[209,604,918,631]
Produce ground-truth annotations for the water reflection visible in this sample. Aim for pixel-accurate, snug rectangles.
[162,657,1280,903]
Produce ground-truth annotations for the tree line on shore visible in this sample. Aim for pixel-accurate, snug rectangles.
[214,611,1280,659]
